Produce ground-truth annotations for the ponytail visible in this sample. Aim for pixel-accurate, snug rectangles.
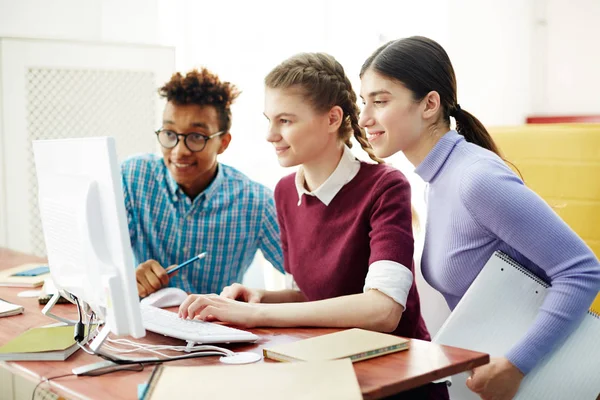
[452,105,500,156]
[453,105,523,180]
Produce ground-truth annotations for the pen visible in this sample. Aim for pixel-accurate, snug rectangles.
[165,252,207,275]
[139,364,163,400]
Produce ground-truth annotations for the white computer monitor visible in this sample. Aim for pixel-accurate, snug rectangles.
[33,137,144,350]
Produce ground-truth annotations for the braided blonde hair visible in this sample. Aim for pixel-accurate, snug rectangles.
[265,53,381,163]
[265,52,419,229]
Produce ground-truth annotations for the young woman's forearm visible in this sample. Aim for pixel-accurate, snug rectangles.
[259,289,307,304]
[257,290,403,332]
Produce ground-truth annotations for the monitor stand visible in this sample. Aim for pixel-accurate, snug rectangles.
[41,293,79,325]
[42,294,150,375]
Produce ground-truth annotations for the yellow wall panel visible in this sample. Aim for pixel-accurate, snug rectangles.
[490,124,600,259]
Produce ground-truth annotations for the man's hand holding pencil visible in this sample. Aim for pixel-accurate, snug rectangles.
[136,253,207,298]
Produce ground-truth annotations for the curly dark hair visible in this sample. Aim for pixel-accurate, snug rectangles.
[159,68,241,132]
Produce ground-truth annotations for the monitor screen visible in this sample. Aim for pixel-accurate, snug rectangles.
[33,137,144,342]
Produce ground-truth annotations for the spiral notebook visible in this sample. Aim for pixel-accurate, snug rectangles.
[434,251,600,400]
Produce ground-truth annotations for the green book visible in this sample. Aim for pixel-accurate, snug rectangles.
[0,325,80,361]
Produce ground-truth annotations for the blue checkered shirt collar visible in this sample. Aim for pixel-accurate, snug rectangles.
[161,160,225,203]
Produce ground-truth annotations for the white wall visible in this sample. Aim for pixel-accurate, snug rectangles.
[541,0,600,115]
[0,0,159,44]
[448,0,535,127]
[0,0,102,40]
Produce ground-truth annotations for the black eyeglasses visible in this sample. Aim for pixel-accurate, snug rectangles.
[155,129,225,152]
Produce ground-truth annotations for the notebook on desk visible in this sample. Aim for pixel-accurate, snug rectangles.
[0,298,24,317]
[0,325,80,361]
[263,328,409,363]
[434,251,600,400]
[0,263,50,287]
[143,359,362,400]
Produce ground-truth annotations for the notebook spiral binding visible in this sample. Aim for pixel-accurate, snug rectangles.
[496,251,600,319]
[495,251,550,288]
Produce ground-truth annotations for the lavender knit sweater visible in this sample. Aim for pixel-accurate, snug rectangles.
[416,130,600,374]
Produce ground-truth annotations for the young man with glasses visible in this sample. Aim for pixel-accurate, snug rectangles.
[121,68,284,298]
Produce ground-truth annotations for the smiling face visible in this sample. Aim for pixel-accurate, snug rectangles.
[358,68,425,159]
[160,101,231,197]
[263,87,336,168]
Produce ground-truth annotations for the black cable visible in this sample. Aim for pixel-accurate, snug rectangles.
[30,364,146,400]
[72,295,82,324]
[73,296,84,343]
[75,362,145,377]
[85,311,97,342]
[31,373,74,400]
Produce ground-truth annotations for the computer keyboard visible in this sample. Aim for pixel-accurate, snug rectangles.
[140,304,259,344]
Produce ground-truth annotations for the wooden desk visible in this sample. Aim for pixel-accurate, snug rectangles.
[0,249,489,399]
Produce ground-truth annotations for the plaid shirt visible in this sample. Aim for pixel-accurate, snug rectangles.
[121,154,284,294]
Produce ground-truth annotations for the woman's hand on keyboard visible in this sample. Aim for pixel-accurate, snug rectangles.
[220,283,262,303]
[178,294,261,328]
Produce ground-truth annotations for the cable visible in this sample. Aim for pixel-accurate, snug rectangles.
[71,297,232,367]
[73,296,84,343]
[75,334,232,366]
[102,343,229,359]
[72,295,82,324]
[72,362,145,377]
[77,341,96,355]
[95,346,228,366]
[105,337,234,356]
[31,364,147,399]
[31,373,74,400]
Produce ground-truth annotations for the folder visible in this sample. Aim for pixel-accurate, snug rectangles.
[263,328,409,363]
[434,251,600,400]
[143,359,362,400]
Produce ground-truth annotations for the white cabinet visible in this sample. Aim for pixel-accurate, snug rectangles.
[0,37,174,254]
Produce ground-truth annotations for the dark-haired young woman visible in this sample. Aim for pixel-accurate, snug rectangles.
[358,36,600,400]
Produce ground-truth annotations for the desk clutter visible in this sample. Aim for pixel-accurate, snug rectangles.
[138,328,410,400]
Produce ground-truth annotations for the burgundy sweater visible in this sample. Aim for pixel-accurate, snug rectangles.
[274,162,431,340]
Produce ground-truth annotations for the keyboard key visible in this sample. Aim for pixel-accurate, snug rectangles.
[140,304,258,344]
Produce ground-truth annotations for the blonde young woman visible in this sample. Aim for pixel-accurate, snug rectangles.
[179,53,449,399]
